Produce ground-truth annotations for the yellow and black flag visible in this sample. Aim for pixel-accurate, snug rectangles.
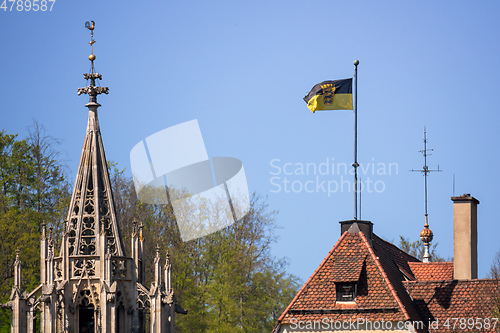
[304,78,353,113]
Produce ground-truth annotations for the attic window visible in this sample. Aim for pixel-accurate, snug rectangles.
[336,282,357,302]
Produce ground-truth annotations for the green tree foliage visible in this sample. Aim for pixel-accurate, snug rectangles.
[488,250,500,319]
[398,236,446,262]
[488,250,500,280]
[110,168,301,332]
[0,125,299,332]
[0,125,70,331]
[27,122,70,226]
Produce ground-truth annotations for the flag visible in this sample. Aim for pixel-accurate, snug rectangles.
[304,78,353,113]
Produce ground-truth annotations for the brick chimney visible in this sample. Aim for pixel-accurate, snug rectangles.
[451,194,479,280]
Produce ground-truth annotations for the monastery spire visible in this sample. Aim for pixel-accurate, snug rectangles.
[5,21,184,333]
[65,21,124,257]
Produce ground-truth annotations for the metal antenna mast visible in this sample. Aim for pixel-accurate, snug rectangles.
[411,127,441,262]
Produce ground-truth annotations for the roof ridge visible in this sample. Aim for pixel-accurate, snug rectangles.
[358,231,411,321]
[272,230,350,331]
[409,261,453,265]
[373,234,421,262]
[405,278,500,284]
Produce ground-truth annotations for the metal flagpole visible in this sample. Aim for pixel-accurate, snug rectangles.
[353,60,359,220]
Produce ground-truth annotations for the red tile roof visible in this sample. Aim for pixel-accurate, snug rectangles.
[368,234,425,323]
[409,262,454,281]
[273,230,427,332]
[372,234,419,281]
[404,279,500,332]
[273,223,499,333]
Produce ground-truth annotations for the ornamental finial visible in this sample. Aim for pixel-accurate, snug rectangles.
[78,21,109,107]
[85,21,96,65]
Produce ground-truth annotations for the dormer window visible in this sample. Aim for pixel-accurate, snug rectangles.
[336,282,357,302]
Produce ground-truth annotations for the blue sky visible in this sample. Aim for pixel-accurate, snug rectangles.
[2,0,500,281]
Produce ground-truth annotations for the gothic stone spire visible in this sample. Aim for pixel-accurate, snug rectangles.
[64,23,123,257]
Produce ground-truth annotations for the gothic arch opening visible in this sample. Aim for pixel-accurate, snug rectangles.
[78,293,95,333]
[116,302,125,332]
[78,305,94,333]
[137,289,151,333]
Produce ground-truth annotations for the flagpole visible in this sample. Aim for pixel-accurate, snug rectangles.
[353,59,359,220]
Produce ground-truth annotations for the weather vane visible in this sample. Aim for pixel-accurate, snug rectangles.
[411,127,441,262]
[77,21,109,106]
[85,21,96,71]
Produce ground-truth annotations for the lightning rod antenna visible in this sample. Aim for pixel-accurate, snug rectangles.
[410,127,442,262]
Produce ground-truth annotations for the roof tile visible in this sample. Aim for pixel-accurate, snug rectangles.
[404,279,500,333]
[409,262,454,281]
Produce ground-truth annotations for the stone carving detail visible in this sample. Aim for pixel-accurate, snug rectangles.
[107,234,116,255]
[80,216,96,255]
[78,289,98,307]
[137,285,151,310]
[68,227,76,255]
[84,73,102,80]
[56,291,65,332]
[112,259,127,278]
[77,86,109,96]
[106,292,115,303]
[100,186,118,255]
[73,259,96,277]
[84,190,95,215]
[74,284,99,310]
[163,292,174,305]
[73,201,80,214]
[70,217,77,230]
[55,258,63,280]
